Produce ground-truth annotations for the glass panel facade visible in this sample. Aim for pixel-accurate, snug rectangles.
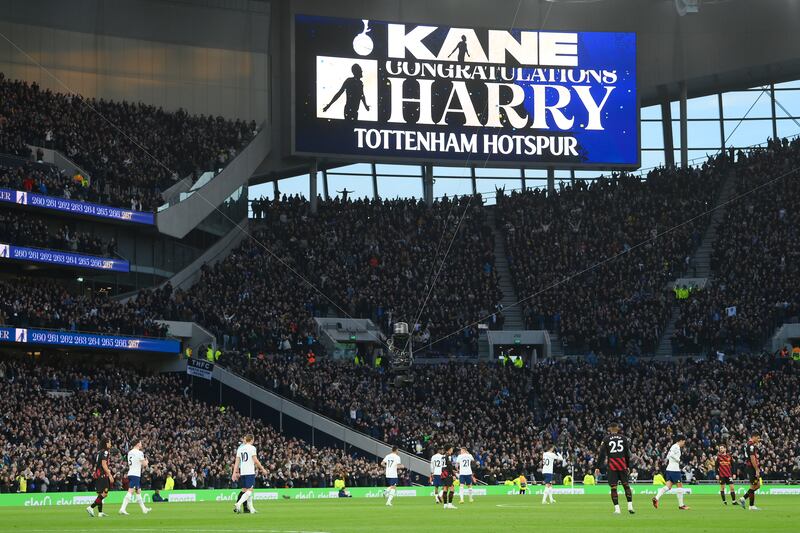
[379,176,423,199]
[433,177,473,200]
[257,80,800,201]
[327,173,374,200]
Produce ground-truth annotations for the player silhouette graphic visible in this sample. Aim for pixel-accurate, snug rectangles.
[322,63,370,120]
[448,35,470,62]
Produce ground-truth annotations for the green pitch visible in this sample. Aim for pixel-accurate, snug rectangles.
[2,495,798,532]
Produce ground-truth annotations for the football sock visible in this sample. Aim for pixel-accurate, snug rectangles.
[623,484,633,502]
[236,491,250,507]
[655,486,668,500]
[730,491,736,502]
[677,490,685,507]
[120,493,130,512]
[448,490,454,504]
[91,495,104,512]
[720,491,726,503]
[610,487,619,506]
[136,493,147,512]
[748,490,755,507]
[387,487,395,504]
[246,491,255,512]
[459,486,463,500]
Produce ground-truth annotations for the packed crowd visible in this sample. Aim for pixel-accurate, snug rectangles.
[0,74,257,210]
[497,159,728,356]
[138,195,501,356]
[672,137,800,354]
[0,279,167,337]
[228,351,800,483]
[0,210,116,256]
[0,357,390,493]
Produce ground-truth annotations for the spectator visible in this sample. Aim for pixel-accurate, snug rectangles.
[0,75,257,210]
[0,356,392,491]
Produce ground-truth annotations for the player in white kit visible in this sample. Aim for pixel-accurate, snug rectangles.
[381,446,403,506]
[430,446,446,503]
[541,445,564,504]
[119,440,151,515]
[232,434,269,514]
[653,435,690,510]
[455,447,476,504]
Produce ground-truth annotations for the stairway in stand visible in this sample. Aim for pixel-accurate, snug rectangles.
[653,168,739,357]
[486,207,564,357]
[486,207,523,330]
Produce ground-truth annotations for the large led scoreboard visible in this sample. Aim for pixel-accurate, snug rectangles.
[293,14,638,169]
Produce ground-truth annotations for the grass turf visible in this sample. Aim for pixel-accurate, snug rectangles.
[1,494,798,532]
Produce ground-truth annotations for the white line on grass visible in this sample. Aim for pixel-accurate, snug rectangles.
[495,504,533,509]
[26,530,331,533]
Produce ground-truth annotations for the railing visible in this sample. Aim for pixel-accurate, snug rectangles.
[158,124,265,211]
[156,122,270,239]
[27,145,92,182]
[209,362,431,478]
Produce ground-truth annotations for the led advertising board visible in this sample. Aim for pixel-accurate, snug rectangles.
[0,327,180,353]
[0,188,155,225]
[0,243,130,272]
[294,14,638,168]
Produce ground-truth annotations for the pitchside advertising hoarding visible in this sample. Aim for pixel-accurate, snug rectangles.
[293,14,638,168]
[3,485,799,506]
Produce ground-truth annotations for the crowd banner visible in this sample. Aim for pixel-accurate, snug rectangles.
[3,484,799,507]
[187,358,214,380]
[0,188,155,225]
[0,326,180,354]
[0,242,129,272]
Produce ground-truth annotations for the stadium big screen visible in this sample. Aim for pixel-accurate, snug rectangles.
[293,14,638,168]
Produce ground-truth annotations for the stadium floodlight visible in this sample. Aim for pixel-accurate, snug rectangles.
[675,0,700,15]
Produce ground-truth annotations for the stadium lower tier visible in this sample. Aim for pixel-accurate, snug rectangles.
[224,352,800,483]
[0,356,391,494]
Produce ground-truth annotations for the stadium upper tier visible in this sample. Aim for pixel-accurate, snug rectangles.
[0,74,257,211]
[673,137,800,355]
[498,157,727,356]
[0,357,389,493]
[2,138,798,357]
[153,194,501,356]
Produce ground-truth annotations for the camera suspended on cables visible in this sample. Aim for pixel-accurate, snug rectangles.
[387,322,414,386]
